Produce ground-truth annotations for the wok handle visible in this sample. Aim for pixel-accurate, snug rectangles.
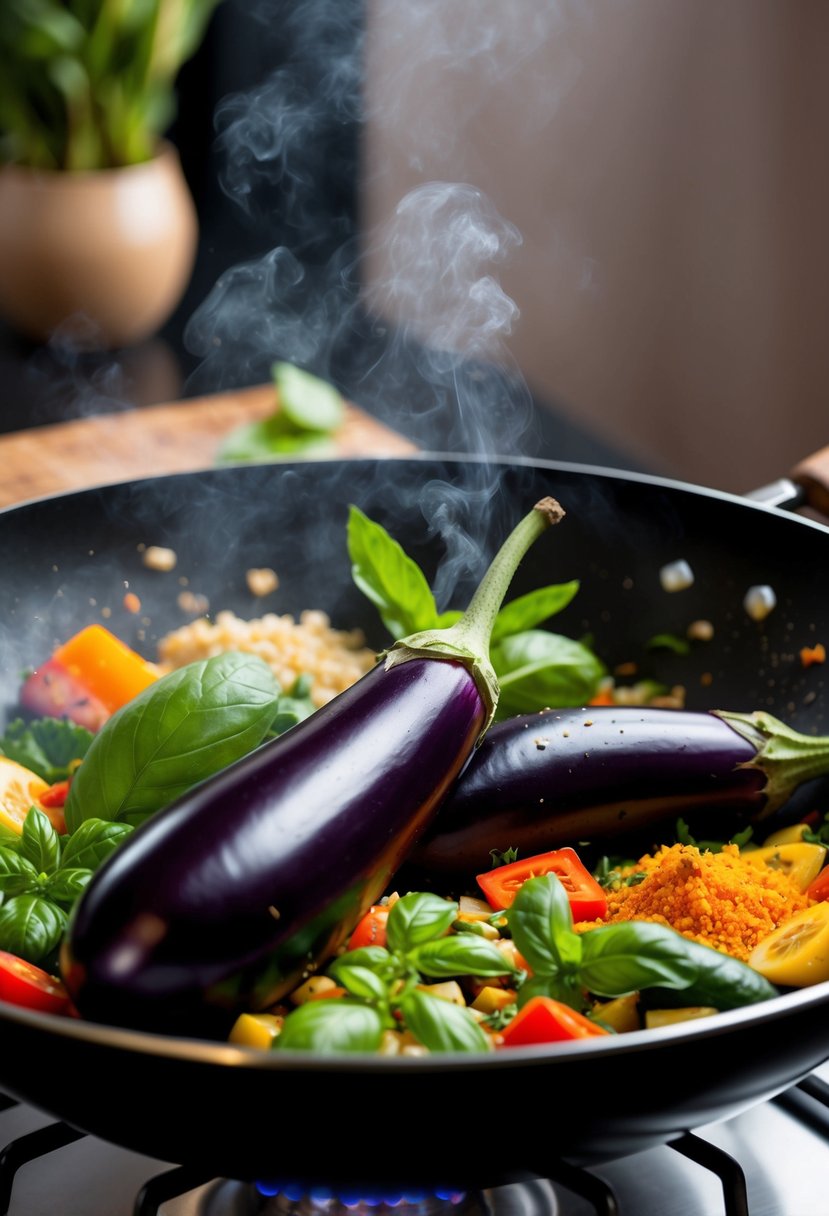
[747,444,829,519]
[789,446,829,517]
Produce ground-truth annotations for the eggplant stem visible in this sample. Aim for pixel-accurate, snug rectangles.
[384,497,565,732]
[715,709,829,817]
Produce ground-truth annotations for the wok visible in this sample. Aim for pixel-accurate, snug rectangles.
[1,452,829,1190]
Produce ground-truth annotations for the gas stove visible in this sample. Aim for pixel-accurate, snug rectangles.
[3,1065,829,1216]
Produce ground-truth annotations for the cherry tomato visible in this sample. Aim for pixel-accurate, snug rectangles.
[347,905,390,949]
[477,847,608,921]
[498,996,610,1047]
[0,952,71,1016]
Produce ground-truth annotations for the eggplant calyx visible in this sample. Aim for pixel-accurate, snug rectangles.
[385,497,565,734]
[715,709,829,818]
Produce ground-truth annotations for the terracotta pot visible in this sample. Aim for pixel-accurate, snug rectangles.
[0,141,198,350]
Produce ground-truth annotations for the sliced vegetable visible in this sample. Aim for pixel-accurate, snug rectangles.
[644,1007,718,1029]
[412,706,829,876]
[477,847,607,921]
[748,903,829,986]
[19,658,110,731]
[61,499,564,1036]
[52,625,159,713]
[741,842,827,892]
[347,905,391,950]
[0,951,71,1016]
[0,756,65,835]
[806,866,829,903]
[498,996,610,1047]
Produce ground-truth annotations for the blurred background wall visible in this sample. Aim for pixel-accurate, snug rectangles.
[360,0,829,492]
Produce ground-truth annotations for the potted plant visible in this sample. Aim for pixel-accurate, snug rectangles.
[0,0,221,349]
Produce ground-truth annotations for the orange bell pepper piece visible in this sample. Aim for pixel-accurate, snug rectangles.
[52,625,158,714]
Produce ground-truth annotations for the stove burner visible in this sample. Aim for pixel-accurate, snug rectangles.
[196,1180,560,1216]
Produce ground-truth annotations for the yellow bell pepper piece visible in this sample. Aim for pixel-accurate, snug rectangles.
[749,902,829,987]
[741,841,827,891]
[645,1007,718,1029]
[228,1012,283,1050]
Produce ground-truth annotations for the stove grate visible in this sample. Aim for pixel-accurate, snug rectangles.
[1,1078,828,1216]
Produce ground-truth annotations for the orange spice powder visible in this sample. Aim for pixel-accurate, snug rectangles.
[586,843,812,961]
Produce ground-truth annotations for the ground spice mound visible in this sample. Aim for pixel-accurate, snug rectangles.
[596,843,812,961]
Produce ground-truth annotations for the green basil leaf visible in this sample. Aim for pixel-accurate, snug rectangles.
[516,972,587,1012]
[45,868,92,906]
[19,807,61,875]
[579,922,777,1007]
[347,506,438,640]
[274,363,345,433]
[507,875,583,976]
[328,963,389,1003]
[63,652,282,832]
[276,998,384,1053]
[216,416,336,464]
[413,935,514,979]
[578,922,701,996]
[0,894,66,963]
[435,610,463,629]
[386,893,458,954]
[0,717,93,783]
[645,633,691,656]
[491,581,580,643]
[268,676,318,737]
[61,818,133,869]
[399,989,489,1053]
[0,848,39,897]
[492,631,607,718]
[333,945,393,972]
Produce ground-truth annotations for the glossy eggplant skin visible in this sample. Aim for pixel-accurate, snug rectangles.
[61,657,484,1037]
[411,707,767,875]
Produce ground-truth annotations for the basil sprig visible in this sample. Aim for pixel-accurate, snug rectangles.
[277,892,517,1055]
[0,807,132,964]
[346,506,605,712]
[64,652,284,832]
[506,875,778,1014]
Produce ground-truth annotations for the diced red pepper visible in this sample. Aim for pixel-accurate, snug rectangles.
[806,866,829,903]
[347,905,390,949]
[498,996,610,1047]
[20,658,110,731]
[0,951,71,1016]
[477,847,608,921]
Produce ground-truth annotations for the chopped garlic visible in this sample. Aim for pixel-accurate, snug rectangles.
[744,585,777,621]
[659,560,694,592]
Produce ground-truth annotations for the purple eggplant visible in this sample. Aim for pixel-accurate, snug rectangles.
[410,706,829,875]
[60,497,564,1036]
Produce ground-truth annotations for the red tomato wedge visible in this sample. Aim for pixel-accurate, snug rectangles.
[347,905,390,949]
[806,866,829,903]
[0,952,71,1016]
[477,847,608,920]
[498,996,610,1047]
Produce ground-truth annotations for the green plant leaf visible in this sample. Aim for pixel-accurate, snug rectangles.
[273,363,345,432]
[0,848,39,898]
[0,717,93,783]
[491,631,606,717]
[276,998,384,1054]
[347,507,438,640]
[385,892,458,954]
[45,867,92,906]
[413,934,514,979]
[63,652,282,832]
[491,581,580,643]
[328,963,390,1003]
[19,807,60,875]
[399,989,489,1053]
[61,818,134,869]
[506,874,583,976]
[0,894,66,963]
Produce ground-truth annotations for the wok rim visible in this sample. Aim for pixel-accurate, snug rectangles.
[2,975,829,1077]
[1,448,828,538]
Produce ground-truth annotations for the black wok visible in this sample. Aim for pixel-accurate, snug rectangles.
[1,452,828,1189]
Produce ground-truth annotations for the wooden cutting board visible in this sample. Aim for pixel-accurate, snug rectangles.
[0,384,417,510]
